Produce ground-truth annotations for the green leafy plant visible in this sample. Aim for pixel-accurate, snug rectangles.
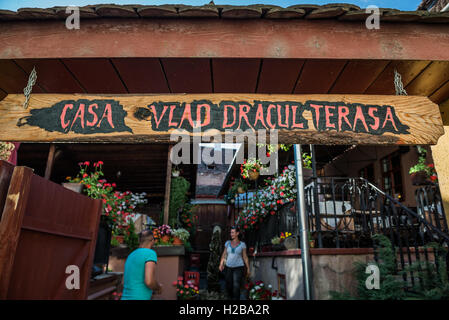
[179,202,198,235]
[302,153,312,169]
[409,146,438,182]
[330,234,449,300]
[169,177,190,227]
[225,178,248,204]
[240,158,264,179]
[271,236,281,245]
[256,144,292,155]
[124,220,139,252]
[172,228,190,242]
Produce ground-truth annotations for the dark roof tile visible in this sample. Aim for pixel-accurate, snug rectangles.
[221,5,263,19]
[265,7,306,19]
[0,3,448,23]
[95,4,139,18]
[137,5,178,18]
[17,7,59,20]
[178,5,219,18]
[306,6,350,19]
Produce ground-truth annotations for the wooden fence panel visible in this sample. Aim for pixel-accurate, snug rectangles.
[0,165,102,299]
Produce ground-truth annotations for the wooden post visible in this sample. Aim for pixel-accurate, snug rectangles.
[0,166,33,299]
[44,144,56,180]
[163,145,173,226]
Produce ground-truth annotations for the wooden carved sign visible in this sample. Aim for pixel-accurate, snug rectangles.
[0,94,444,145]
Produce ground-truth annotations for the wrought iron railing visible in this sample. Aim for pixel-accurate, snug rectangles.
[304,177,449,289]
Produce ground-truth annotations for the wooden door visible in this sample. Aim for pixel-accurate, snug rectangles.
[0,162,103,299]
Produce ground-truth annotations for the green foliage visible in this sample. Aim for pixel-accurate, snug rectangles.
[409,146,437,182]
[330,234,449,300]
[207,226,222,293]
[110,236,120,248]
[124,221,139,252]
[404,242,449,300]
[179,202,198,236]
[225,178,248,204]
[169,177,190,227]
[302,153,312,169]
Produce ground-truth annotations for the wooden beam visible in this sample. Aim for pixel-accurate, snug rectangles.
[163,145,173,226]
[1,19,449,61]
[0,94,444,145]
[44,144,56,180]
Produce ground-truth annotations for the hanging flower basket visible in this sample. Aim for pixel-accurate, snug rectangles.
[411,172,430,186]
[248,171,260,181]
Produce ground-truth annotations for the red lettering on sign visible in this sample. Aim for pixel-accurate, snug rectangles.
[368,106,380,131]
[60,104,73,129]
[338,106,352,131]
[179,103,195,128]
[266,104,276,129]
[97,103,114,128]
[382,106,399,131]
[291,105,304,129]
[309,104,323,129]
[223,105,236,128]
[86,104,99,127]
[254,103,268,129]
[353,106,369,132]
[197,103,211,127]
[70,103,85,131]
[277,105,289,128]
[325,105,336,129]
[150,105,168,129]
[168,105,178,127]
[238,104,254,130]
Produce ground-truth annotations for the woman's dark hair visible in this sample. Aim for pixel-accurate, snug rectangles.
[230,225,240,232]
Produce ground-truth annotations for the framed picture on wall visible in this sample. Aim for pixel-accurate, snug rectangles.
[277,273,286,299]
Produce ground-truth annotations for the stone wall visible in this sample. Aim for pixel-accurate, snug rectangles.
[249,249,373,300]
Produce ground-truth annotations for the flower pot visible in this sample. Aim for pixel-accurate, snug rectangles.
[62,182,84,193]
[161,235,171,243]
[411,172,430,186]
[172,171,180,177]
[309,240,316,249]
[237,187,245,194]
[284,237,297,250]
[172,236,183,245]
[248,171,260,181]
[272,243,286,251]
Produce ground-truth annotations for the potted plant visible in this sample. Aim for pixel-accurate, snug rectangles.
[172,228,190,245]
[280,232,296,250]
[309,232,316,249]
[233,178,248,194]
[409,146,438,185]
[158,224,173,242]
[247,280,273,300]
[63,176,84,193]
[241,158,264,181]
[172,277,199,300]
[271,236,285,251]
